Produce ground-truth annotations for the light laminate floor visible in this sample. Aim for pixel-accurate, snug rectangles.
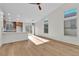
[0,36,79,56]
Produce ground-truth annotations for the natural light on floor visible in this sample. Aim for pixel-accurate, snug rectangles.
[28,34,50,45]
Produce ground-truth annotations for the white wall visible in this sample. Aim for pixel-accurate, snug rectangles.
[0,10,3,46]
[0,19,2,44]
[35,4,79,46]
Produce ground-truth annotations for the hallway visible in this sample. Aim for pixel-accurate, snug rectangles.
[0,36,79,56]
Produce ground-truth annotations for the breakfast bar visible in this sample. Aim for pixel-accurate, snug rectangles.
[1,32,28,45]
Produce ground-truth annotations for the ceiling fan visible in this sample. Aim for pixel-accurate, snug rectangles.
[29,3,42,10]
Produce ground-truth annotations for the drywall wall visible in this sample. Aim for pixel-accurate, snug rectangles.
[0,10,3,46]
[0,20,2,45]
[35,4,79,46]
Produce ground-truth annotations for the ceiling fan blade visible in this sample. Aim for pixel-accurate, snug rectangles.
[29,3,40,5]
[38,5,42,10]
[29,3,42,11]
[37,3,40,5]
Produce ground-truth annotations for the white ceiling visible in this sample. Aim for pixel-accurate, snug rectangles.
[0,3,63,23]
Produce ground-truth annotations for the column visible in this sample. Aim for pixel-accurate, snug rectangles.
[0,10,3,46]
[23,23,26,32]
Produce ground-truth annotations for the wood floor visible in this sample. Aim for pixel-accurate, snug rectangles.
[0,36,79,56]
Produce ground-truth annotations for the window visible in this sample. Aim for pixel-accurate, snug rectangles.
[64,8,77,36]
[25,23,32,33]
[5,22,14,32]
[44,19,48,33]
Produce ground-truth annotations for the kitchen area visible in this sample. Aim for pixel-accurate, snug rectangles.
[0,11,32,46]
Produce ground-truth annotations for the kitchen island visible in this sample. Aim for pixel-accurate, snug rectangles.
[1,32,28,45]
